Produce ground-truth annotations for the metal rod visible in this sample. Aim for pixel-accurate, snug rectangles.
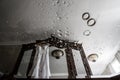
[11,45,25,75]
[65,47,77,79]
[79,45,93,78]
[26,47,36,77]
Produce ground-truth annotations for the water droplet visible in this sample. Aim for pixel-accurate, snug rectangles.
[65,31,69,34]
[64,33,69,37]
[62,1,66,4]
[57,29,62,33]
[83,30,91,36]
[57,17,62,20]
[51,33,56,37]
[57,33,62,37]
[63,1,71,7]
[64,31,70,37]
[52,0,60,6]
[56,0,60,4]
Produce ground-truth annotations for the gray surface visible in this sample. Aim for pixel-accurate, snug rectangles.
[0,45,21,73]
[0,0,120,75]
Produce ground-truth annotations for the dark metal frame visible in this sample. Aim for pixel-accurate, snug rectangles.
[11,36,92,78]
[2,36,119,80]
[65,47,77,79]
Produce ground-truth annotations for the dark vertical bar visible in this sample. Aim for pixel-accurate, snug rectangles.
[26,47,36,77]
[65,47,77,79]
[79,45,92,78]
[11,45,25,75]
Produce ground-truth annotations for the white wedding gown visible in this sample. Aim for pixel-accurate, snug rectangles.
[28,45,51,78]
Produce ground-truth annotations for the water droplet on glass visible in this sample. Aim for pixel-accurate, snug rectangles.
[57,33,62,37]
[52,0,60,6]
[65,31,69,34]
[56,0,60,4]
[57,17,62,20]
[83,30,91,36]
[64,34,69,37]
[57,29,62,33]
[65,31,70,36]
[62,1,66,4]
[63,1,71,7]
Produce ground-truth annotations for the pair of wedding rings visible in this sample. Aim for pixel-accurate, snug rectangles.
[82,12,96,26]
